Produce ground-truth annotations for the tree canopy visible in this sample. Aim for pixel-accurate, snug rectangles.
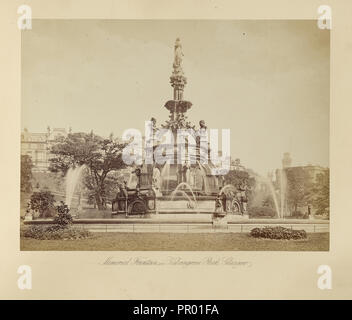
[21,154,33,193]
[285,167,313,213]
[224,169,256,190]
[312,170,329,216]
[49,132,126,210]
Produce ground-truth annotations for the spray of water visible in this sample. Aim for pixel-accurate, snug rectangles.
[279,169,287,218]
[127,170,137,189]
[170,190,194,206]
[170,182,198,208]
[262,176,281,219]
[219,184,237,195]
[197,161,210,193]
[160,162,171,191]
[65,165,85,208]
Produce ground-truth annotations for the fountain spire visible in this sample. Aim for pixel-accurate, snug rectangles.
[164,38,192,121]
[170,38,187,101]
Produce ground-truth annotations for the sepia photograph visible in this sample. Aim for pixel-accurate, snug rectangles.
[5,0,352,305]
[19,19,330,251]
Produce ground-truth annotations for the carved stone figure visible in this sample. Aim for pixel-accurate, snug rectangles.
[185,162,191,184]
[121,180,128,198]
[238,181,249,212]
[189,167,196,188]
[151,117,157,130]
[173,38,184,71]
[181,161,190,183]
[214,194,223,213]
[199,120,207,130]
[152,166,161,191]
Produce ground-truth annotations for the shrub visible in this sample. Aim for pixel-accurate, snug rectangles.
[53,201,73,227]
[29,191,56,218]
[21,225,91,240]
[248,206,277,218]
[20,226,45,239]
[250,226,307,240]
[21,201,91,240]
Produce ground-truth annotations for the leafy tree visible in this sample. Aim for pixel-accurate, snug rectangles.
[49,132,126,210]
[83,168,121,208]
[29,191,55,218]
[312,170,329,217]
[285,168,313,213]
[225,170,253,188]
[21,155,33,193]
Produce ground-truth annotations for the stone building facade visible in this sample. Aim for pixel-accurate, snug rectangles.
[230,158,246,171]
[21,127,68,172]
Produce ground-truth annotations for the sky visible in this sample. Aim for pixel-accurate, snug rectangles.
[21,20,330,175]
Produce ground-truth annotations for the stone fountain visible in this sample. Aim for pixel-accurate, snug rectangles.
[148,38,220,196]
[112,38,248,220]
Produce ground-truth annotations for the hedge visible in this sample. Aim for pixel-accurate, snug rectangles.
[250,226,307,240]
[21,225,91,240]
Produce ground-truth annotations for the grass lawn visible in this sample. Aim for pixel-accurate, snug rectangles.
[20,232,329,251]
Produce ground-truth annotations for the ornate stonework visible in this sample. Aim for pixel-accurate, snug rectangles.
[164,38,192,128]
[169,38,188,101]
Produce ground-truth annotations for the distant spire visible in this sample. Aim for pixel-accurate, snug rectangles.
[282,152,292,168]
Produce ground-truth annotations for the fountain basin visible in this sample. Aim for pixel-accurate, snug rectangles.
[157,199,215,213]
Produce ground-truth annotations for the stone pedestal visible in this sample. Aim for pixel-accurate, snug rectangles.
[225,213,249,222]
[212,216,228,229]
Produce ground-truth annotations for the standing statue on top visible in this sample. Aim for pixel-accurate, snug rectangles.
[173,38,184,74]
